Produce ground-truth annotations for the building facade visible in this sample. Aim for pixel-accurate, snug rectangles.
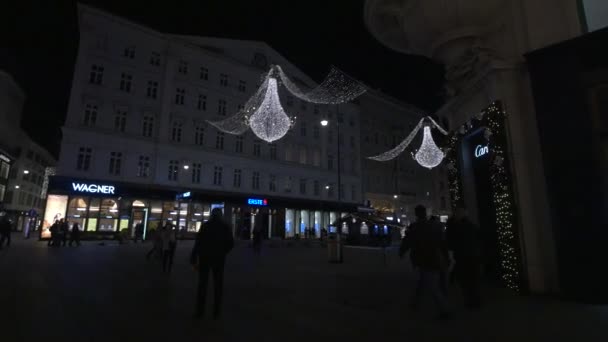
[0,71,55,234]
[365,0,608,300]
[359,90,450,226]
[47,4,363,240]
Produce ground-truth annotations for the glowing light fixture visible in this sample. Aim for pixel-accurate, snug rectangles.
[248,77,293,143]
[320,120,329,127]
[23,170,30,174]
[414,126,445,169]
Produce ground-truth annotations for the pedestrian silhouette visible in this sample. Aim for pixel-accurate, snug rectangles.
[252,217,263,255]
[61,219,69,247]
[190,208,234,319]
[69,223,81,247]
[161,225,177,273]
[0,215,11,249]
[447,207,483,309]
[399,205,450,319]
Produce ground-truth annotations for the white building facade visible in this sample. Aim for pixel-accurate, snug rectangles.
[47,4,363,240]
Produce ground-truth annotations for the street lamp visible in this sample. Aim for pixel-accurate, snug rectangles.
[183,164,189,170]
[320,115,342,231]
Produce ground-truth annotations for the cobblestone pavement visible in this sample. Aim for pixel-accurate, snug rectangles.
[0,235,607,341]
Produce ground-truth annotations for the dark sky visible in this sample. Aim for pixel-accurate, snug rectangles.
[3,0,444,157]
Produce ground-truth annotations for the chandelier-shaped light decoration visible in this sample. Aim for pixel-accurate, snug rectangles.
[248,77,293,143]
[207,71,272,135]
[414,126,445,169]
[276,65,367,104]
[367,118,425,161]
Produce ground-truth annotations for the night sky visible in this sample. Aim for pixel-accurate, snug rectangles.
[3,0,444,157]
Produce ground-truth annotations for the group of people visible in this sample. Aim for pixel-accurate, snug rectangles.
[399,204,483,319]
[146,224,178,273]
[143,209,233,319]
[47,219,81,247]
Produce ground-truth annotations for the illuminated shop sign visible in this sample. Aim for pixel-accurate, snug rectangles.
[71,182,115,194]
[176,191,191,200]
[247,198,268,206]
[474,145,489,158]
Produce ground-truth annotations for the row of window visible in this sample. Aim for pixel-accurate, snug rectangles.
[3,188,43,209]
[89,63,248,96]
[88,64,359,126]
[77,142,357,177]
[75,147,356,200]
[82,104,358,156]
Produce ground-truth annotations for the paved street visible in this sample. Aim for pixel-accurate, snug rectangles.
[0,234,607,341]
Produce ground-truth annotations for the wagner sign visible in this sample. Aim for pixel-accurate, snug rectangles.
[71,182,116,195]
[474,145,489,158]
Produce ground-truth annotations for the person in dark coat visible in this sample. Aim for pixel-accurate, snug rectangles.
[399,205,450,319]
[133,223,144,243]
[48,221,59,246]
[61,219,70,247]
[190,208,234,319]
[69,223,81,247]
[0,215,12,249]
[252,218,263,255]
[447,207,483,309]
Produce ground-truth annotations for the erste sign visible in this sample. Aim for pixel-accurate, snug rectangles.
[247,198,268,206]
[72,182,115,194]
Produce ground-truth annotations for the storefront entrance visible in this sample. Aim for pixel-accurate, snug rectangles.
[131,208,149,239]
[461,128,500,281]
[445,101,523,291]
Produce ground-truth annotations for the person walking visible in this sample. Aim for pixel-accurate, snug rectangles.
[69,222,81,247]
[399,205,450,319]
[61,219,70,247]
[0,215,12,249]
[252,218,263,255]
[133,223,144,243]
[146,228,162,261]
[190,208,234,319]
[160,225,177,273]
[48,221,59,247]
[447,207,483,309]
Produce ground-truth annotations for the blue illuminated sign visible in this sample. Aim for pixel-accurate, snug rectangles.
[247,198,268,206]
[176,191,191,200]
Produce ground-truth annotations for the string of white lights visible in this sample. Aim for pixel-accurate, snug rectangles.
[249,77,295,143]
[427,117,449,135]
[207,71,272,135]
[275,65,367,104]
[367,118,425,161]
[414,126,445,169]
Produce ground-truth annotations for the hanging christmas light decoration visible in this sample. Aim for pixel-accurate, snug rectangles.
[368,118,425,161]
[276,65,367,104]
[367,117,448,166]
[207,71,272,135]
[248,77,294,143]
[414,126,445,169]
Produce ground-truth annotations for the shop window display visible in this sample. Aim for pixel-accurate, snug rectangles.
[99,198,119,232]
[68,197,89,232]
[41,195,68,238]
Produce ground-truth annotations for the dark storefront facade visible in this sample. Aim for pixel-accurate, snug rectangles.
[526,27,608,303]
[41,176,357,240]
